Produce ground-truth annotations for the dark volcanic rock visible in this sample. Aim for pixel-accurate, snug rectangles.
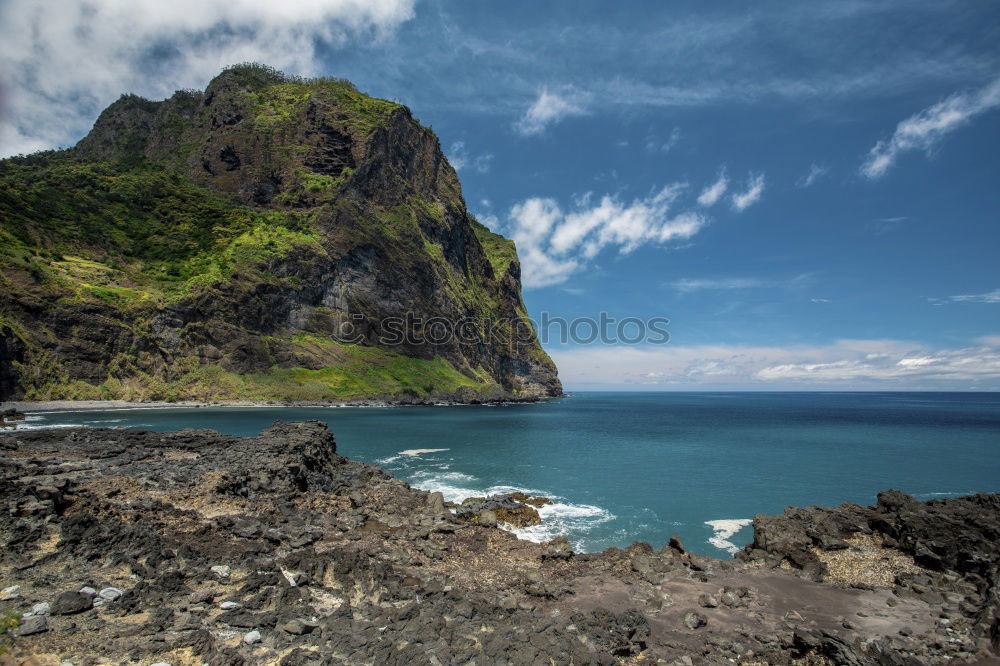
[51,591,93,615]
[454,493,544,527]
[1,423,997,665]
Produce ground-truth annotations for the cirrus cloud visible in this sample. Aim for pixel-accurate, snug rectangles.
[730,172,766,211]
[861,77,1000,179]
[697,168,729,207]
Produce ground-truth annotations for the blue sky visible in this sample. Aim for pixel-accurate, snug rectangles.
[2,0,999,389]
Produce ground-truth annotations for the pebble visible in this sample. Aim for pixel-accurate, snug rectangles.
[699,593,719,609]
[31,602,51,616]
[150,663,172,666]
[79,586,97,596]
[244,629,262,644]
[211,565,232,579]
[98,587,124,601]
[683,610,708,630]
[16,615,48,636]
[219,601,242,610]
[189,589,216,604]
[282,618,314,635]
[0,585,21,600]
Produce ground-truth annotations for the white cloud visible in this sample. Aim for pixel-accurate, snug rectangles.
[447,141,493,173]
[514,87,589,136]
[811,298,832,303]
[667,272,814,293]
[757,344,1000,383]
[670,277,767,292]
[861,77,1000,179]
[0,0,416,156]
[549,338,1000,389]
[949,288,1000,304]
[505,185,706,288]
[697,168,728,207]
[730,172,765,211]
[796,163,827,188]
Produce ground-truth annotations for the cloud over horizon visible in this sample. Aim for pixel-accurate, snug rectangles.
[550,338,1000,390]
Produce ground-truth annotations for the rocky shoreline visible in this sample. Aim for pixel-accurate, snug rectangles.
[0,394,559,415]
[1,422,997,665]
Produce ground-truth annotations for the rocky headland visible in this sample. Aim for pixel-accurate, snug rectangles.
[0,64,560,404]
[1,422,998,665]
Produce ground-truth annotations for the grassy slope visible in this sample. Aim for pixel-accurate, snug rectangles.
[0,67,529,401]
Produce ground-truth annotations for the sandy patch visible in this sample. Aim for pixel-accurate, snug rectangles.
[815,533,924,587]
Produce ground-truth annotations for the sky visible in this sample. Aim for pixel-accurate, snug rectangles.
[2,0,999,390]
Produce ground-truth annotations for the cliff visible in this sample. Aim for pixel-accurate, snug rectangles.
[0,423,997,664]
[0,64,561,402]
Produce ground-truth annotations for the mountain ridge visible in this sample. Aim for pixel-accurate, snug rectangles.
[0,63,561,402]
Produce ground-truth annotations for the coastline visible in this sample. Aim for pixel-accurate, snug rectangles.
[1,395,560,414]
[1,421,996,664]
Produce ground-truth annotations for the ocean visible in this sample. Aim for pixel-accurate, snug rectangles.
[16,392,1000,557]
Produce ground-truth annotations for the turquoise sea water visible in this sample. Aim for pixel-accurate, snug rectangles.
[17,392,1000,557]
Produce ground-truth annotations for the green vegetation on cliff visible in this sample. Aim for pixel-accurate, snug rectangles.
[23,340,498,402]
[0,64,561,402]
[471,218,519,278]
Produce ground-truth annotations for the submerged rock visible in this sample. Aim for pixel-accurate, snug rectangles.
[455,493,545,528]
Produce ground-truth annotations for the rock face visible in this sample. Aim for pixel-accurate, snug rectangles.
[1,422,998,665]
[0,64,560,403]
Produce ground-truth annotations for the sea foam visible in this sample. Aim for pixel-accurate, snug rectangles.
[704,518,753,554]
[511,500,615,548]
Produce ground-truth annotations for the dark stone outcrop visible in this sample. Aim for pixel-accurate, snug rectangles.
[452,493,547,528]
[1,423,997,664]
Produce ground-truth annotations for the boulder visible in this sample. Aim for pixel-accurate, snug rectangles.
[51,590,93,615]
